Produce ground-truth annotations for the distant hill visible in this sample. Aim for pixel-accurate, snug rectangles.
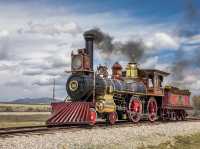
[2,97,62,104]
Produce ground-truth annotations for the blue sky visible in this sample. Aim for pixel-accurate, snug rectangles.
[39,0,197,17]
[5,0,200,21]
[0,0,200,100]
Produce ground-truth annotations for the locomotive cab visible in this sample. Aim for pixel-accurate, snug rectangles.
[139,69,170,96]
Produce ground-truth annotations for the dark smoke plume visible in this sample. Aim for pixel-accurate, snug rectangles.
[171,0,200,87]
[84,28,145,62]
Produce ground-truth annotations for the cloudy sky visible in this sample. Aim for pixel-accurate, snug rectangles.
[0,0,200,101]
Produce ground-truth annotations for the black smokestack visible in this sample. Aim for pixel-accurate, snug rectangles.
[84,33,94,71]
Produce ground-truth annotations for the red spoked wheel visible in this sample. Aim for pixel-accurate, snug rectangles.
[147,97,157,122]
[161,109,167,120]
[180,110,186,120]
[127,97,142,123]
[89,108,97,126]
[107,112,118,125]
[176,112,182,120]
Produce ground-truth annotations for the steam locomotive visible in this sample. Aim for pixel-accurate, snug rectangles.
[46,33,192,126]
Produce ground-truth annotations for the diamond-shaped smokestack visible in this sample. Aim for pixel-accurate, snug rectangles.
[84,33,94,71]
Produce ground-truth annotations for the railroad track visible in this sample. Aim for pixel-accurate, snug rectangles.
[0,124,89,138]
[0,118,200,138]
[0,125,49,136]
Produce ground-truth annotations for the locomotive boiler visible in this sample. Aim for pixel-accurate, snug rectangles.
[66,67,146,101]
[46,32,192,126]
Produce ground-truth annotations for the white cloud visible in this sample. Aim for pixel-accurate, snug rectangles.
[188,35,200,43]
[0,30,9,37]
[145,32,180,51]
[22,68,43,76]
[33,76,53,86]
[140,56,171,72]
[0,61,18,71]
[141,56,159,69]
[19,22,82,36]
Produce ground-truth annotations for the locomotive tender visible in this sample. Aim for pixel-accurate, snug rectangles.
[47,33,192,126]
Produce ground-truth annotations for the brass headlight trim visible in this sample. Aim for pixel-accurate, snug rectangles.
[69,80,79,91]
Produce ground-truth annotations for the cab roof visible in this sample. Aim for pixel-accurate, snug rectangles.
[140,69,170,77]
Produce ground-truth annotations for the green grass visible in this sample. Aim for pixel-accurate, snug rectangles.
[0,103,51,112]
[139,133,200,149]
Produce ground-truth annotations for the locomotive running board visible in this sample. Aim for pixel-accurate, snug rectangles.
[46,102,95,126]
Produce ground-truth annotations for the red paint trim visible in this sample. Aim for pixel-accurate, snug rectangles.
[47,102,94,125]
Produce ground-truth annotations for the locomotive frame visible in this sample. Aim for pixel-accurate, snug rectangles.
[46,32,192,126]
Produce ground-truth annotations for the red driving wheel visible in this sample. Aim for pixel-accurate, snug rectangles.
[108,112,117,125]
[147,97,157,122]
[127,97,142,123]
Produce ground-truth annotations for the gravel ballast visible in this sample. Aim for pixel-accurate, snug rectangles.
[0,121,200,149]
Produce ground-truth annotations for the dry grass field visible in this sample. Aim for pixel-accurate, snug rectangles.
[0,103,51,128]
[0,103,51,112]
